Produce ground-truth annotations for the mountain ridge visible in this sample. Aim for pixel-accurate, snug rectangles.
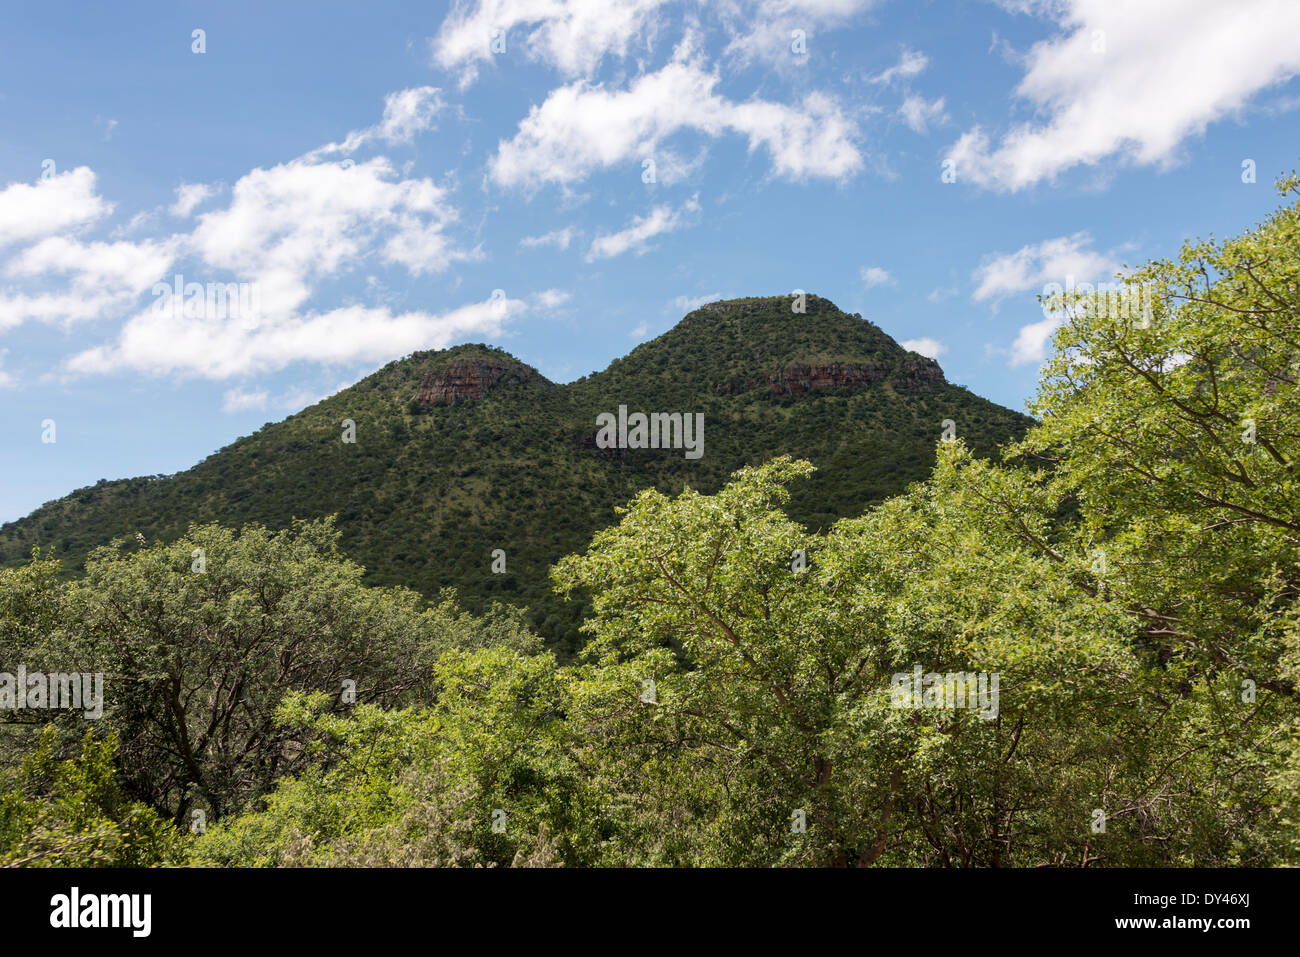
[1,294,1033,653]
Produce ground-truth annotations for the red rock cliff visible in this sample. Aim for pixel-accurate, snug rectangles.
[414,359,538,406]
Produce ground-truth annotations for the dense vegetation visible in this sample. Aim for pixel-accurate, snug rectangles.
[0,297,1031,655]
[2,173,1299,866]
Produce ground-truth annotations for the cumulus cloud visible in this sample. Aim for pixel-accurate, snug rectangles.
[264,377,361,412]
[532,288,571,308]
[68,294,527,379]
[585,195,700,261]
[519,226,577,249]
[221,387,269,413]
[0,168,113,248]
[900,336,946,360]
[372,87,446,144]
[868,46,928,85]
[671,291,723,312]
[308,87,445,157]
[189,154,473,324]
[1008,316,1061,366]
[722,0,881,68]
[432,0,880,82]
[432,0,669,87]
[973,231,1130,365]
[0,236,178,330]
[1,154,472,339]
[0,91,500,378]
[67,152,497,374]
[860,265,893,288]
[898,94,947,133]
[946,0,1300,190]
[489,57,862,189]
[170,183,217,217]
[971,232,1121,303]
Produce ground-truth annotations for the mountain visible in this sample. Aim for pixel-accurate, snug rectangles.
[0,295,1033,654]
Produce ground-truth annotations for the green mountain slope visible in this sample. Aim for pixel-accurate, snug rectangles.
[0,295,1033,653]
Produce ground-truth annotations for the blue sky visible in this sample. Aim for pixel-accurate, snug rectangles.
[1,0,1299,522]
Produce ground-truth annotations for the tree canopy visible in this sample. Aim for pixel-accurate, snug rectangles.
[2,172,1299,867]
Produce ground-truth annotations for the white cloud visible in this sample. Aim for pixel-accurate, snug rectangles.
[0,155,470,336]
[373,87,446,145]
[7,236,175,288]
[868,47,928,85]
[221,387,269,413]
[671,291,723,312]
[308,87,445,157]
[170,183,216,217]
[533,288,571,308]
[115,209,161,238]
[630,320,649,338]
[189,154,471,323]
[860,265,893,288]
[519,226,577,249]
[1263,92,1300,115]
[275,385,322,412]
[68,294,528,380]
[946,0,1300,190]
[898,94,947,133]
[0,348,12,388]
[3,94,497,381]
[927,286,958,302]
[900,336,946,360]
[722,0,881,68]
[0,236,178,330]
[489,57,862,189]
[976,232,1126,363]
[1009,315,1060,366]
[0,168,113,248]
[276,380,356,411]
[432,0,668,87]
[972,232,1121,303]
[433,1,880,83]
[585,195,699,261]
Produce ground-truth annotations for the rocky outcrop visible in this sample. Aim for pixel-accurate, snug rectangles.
[715,357,946,397]
[695,301,737,315]
[768,362,890,396]
[413,359,539,406]
[677,298,771,327]
[891,355,947,392]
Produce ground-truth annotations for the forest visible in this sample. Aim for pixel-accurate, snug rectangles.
[1,174,1298,868]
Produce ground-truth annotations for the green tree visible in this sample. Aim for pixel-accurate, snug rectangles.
[0,517,542,828]
[0,727,183,867]
[191,645,594,867]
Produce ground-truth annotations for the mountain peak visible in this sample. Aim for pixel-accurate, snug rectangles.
[413,354,545,407]
[0,294,1030,653]
[360,344,552,408]
[599,293,943,400]
[675,293,842,327]
[405,343,548,408]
